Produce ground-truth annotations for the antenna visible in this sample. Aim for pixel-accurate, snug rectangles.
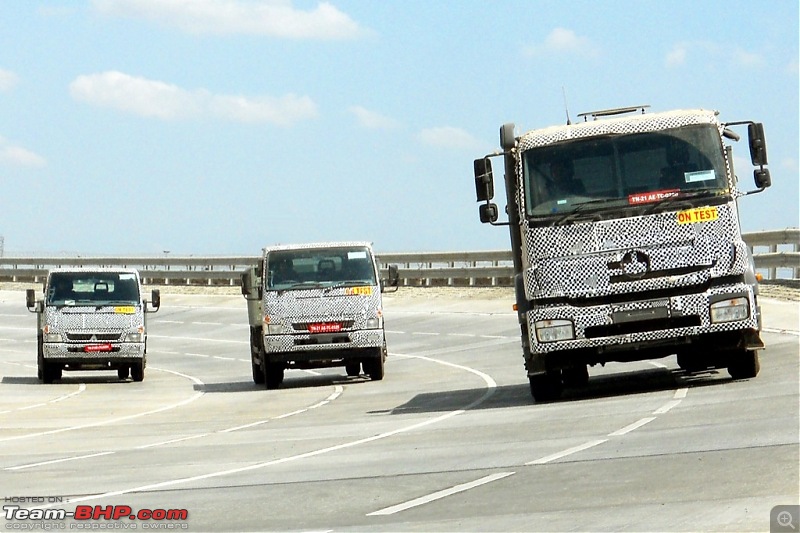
[562,87,572,125]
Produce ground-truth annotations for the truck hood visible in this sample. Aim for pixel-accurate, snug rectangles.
[264,287,382,327]
[46,306,144,331]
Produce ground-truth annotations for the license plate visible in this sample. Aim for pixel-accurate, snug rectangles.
[308,323,342,333]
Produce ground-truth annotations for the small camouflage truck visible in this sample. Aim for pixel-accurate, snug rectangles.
[26,268,160,383]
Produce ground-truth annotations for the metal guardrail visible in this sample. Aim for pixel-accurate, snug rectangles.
[1,229,797,287]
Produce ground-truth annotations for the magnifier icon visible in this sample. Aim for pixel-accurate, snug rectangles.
[778,510,796,530]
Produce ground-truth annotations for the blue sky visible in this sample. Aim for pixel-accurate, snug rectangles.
[1,0,798,255]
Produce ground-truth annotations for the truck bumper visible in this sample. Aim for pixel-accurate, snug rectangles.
[263,329,385,361]
[525,283,762,372]
[43,343,145,362]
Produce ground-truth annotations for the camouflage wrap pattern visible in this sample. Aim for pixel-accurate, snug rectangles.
[41,268,147,361]
[260,242,385,356]
[513,110,758,356]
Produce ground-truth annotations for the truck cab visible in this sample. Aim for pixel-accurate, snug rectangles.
[242,242,398,389]
[473,107,771,401]
[26,268,160,383]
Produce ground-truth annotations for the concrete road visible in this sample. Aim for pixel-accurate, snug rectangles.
[0,288,797,532]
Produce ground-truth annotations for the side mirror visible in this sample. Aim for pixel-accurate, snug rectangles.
[473,158,494,202]
[150,289,161,311]
[26,289,36,310]
[500,123,516,151]
[754,168,771,189]
[241,272,250,297]
[381,264,400,292]
[479,203,499,224]
[748,122,768,166]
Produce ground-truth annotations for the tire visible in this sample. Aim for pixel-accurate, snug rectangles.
[131,361,145,382]
[363,348,385,381]
[677,351,710,373]
[727,349,760,380]
[43,362,61,384]
[117,366,130,380]
[37,335,44,382]
[264,361,284,390]
[252,360,265,385]
[562,365,589,388]
[345,361,361,377]
[529,371,563,402]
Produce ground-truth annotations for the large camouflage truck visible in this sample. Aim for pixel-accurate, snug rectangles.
[473,106,772,401]
[241,242,398,389]
[26,268,160,383]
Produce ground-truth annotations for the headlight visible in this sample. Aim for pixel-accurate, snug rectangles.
[365,316,383,329]
[44,332,62,342]
[126,328,145,342]
[266,323,288,334]
[710,297,749,323]
[534,319,575,343]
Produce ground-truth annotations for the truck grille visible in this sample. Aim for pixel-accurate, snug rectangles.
[65,333,122,341]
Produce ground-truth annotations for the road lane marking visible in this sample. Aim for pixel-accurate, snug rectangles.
[367,472,515,516]
[608,417,657,436]
[7,451,115,471]
[674,387,688,399]
[653,400,682,414]
[41,346,499,506]
[763,327,800,337]
[526,439,608,465]
[0,367,205,443]
[137,434,211,449]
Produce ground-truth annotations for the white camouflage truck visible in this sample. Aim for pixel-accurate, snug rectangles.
[473,106,771,401]
[26,268,160,383]
[241,242,398,388]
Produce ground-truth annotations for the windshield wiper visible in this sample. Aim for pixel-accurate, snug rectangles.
[555,198,621,225]
[643,189,724,215]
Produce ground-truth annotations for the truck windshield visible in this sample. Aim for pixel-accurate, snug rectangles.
[46,272,141,306]
[522,124,728,219]
[266,247,377,291]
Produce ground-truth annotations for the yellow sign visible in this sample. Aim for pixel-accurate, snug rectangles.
[114,306,136,314]
[677,206,718,225]
[345,286,372,296]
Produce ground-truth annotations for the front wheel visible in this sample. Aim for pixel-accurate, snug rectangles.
[345,361,361,377]
[529,371,563,402]
[727,349,760,380]
[117,366,130,380]
[264,361,284,390]
[131,361,145,382]
[363,347,385,381]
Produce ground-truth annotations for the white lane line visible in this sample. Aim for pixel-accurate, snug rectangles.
[213,356,236,361]
[526,439,608,465]
[0,367,205,443]
[647,361,668,369]
[7,451,115,471]
[0,384,86,414]
[148,334,248,344]
[186,353,209,358]
[653,400,682,414]
[136,434,211,449]
[608,417,657,437]
[411,332,439,336]
[47,349,498,506]
[156,320,185,325]
[193,322,224,326]
[674,387,688,399]
[220,387,344,432]
[367,472,515,516]
[763,327,800,337]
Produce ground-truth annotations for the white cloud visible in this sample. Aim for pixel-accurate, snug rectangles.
[0,137,46,167]
[92,0,366,39]
[348,106,398,130]
[417,127,482,150]
[69,71,317,125]
[0,68,19,91]
[665,44,688,67]
[523,27,598,58]
[666,41,764,69]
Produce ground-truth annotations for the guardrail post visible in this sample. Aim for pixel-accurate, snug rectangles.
[769,244,777,280]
